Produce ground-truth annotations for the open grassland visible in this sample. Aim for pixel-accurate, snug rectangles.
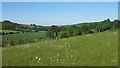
[0,30,20,33]
[2,31,47,41]
[2,29,118,66]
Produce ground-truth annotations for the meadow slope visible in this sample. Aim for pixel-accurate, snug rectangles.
[2,29,118,66]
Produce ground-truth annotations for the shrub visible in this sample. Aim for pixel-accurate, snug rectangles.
[60,31,69,38]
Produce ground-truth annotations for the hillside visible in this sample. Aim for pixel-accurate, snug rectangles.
[2,29,118,66]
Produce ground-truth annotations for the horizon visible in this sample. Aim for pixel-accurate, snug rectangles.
[2,18,117,27]
[2,2,118,26]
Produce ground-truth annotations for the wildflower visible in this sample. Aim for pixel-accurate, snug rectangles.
[71,55,73,58]
[57,59,59,61]
[57,54,60,56]
[68,45,70,47]
[72,63,74,65]
[108,42,110,44]
[51,59,53,61]
[36,57,38,59]
[60,58,62,61]
[71,50,73,52]
[39,58,41,60]
[38,61,39,63]
[60,59,62,61]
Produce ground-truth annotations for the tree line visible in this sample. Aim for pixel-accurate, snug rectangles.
[0,20,49,35]
[47,19,120,39]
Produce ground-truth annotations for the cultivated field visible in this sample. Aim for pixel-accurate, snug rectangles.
[0,30,20,33]
[2,29,118,66]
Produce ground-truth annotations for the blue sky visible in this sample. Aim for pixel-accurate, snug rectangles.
[2,2,118,26]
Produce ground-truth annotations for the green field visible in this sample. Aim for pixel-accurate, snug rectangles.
[2,29,118,66]
[2,31,47,41]
[0,30,20,33]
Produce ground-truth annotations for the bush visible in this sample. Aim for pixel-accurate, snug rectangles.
[2,32,5,35]
[60,31,69,38]
[9,32,14,34]
[10,41,15,45]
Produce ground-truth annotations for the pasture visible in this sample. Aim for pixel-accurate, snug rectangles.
[2,31,48,46]
[2,31,48,41]
[2,29,118,66]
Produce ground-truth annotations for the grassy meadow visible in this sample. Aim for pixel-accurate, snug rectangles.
[2,29,118,66]
[2,31,47,43]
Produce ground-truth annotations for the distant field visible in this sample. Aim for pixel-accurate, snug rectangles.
[2,29,118,66]
[2,31,48,41]
[0,30,20,33]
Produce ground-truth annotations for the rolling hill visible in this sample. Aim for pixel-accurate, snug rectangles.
[2,29,118,66]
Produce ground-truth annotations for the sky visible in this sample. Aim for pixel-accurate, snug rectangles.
[2,2,118,26]
[1,0,119,2]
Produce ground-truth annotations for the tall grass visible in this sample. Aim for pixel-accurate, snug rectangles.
[2,30,118,66]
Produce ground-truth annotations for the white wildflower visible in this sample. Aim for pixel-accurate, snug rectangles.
[60,59,62,61]
[71,55,73,58]
[108,42,110,44]
[51,59,53,61]
[39,58,41,60]
[38,61,39,63]
[57,59,59,61]
[36,57,38,59]
[57,54,60,56]
[68,45,70,47]
[72,63,74,65]
[71,50,73,52]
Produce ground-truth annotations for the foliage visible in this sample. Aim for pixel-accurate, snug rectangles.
[60,31,69,38]
[47,25,60,39]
